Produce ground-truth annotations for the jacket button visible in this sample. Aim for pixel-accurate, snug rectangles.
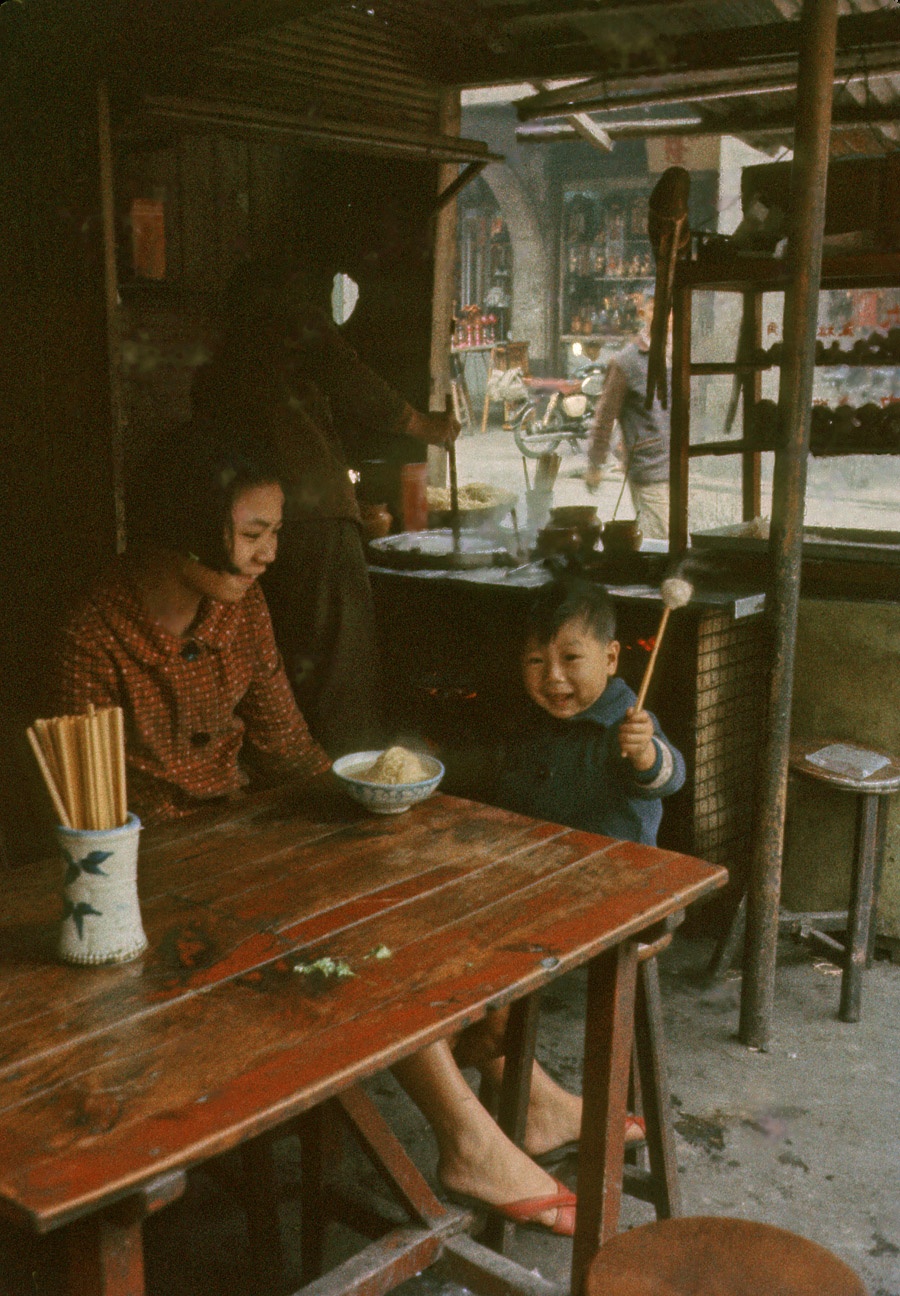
[181,640,200,662]
[191,732,211,748]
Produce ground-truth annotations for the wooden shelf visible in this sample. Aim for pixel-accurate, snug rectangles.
[676,251,900,293]
[560,332,629,343]
[690,358,900,375]
[671,250,900,561]
[690,362,772,375]
[687,439,756,458]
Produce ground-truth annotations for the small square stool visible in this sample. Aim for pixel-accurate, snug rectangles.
[783,738,900,1023]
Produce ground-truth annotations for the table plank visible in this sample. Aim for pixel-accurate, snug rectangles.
[0,801,566,1064]
[0,806,724,1233]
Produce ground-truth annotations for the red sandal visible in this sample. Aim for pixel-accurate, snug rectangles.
[494,1177,577,1237]
[446,1176,577,1237]
[534,1115,646,1171]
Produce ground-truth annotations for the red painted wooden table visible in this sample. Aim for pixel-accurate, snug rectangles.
[0,784,726,1296]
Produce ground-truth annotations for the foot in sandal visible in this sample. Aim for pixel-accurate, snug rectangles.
[437,1107,577,1235]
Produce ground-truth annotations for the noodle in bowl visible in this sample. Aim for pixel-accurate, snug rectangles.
[332,747,445,814]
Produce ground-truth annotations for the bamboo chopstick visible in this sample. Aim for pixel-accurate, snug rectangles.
[26,707,128,831]
[26,728,71,828]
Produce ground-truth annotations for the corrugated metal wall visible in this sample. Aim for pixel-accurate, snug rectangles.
[158,5,447,139]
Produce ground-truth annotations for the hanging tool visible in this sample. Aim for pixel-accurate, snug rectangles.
[447,391,461,551]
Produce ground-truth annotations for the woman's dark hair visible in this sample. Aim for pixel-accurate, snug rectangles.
[127,423,284,572]
[524,578,617,647]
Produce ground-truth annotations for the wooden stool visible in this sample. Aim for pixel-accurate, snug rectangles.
[582,1216,868,1296]
[784,738,900,1023]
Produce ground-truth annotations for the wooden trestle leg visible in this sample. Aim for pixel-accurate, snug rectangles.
[571,940,639,1296]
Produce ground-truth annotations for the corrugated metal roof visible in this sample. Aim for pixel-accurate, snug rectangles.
[493,0,900,156]
[93,0,900,159]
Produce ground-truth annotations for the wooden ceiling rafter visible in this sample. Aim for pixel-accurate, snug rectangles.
[452,8,900,90]
[484,0,714,24]
[515,98,900,141]
[143,93,503,166]
[516,35,900,119]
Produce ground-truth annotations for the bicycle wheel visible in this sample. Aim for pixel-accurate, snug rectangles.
[513,405,563,459]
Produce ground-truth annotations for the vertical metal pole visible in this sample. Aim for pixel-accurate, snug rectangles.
[740,0,838,1049]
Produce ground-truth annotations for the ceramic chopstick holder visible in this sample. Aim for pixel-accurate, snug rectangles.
[56,814,147,965]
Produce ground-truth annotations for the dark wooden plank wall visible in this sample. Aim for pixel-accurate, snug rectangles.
[1,105,439,865]
[116,131,288,469]
[118,132,437,477]
[0,92,119,865]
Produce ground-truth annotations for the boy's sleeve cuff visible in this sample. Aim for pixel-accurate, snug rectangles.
[633,739,672,789]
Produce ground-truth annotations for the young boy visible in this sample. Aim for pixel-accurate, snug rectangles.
[495,577,685,845]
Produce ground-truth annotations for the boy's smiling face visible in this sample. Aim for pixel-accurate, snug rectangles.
[522,616,620,719]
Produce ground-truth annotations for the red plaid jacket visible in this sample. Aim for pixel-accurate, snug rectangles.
[57,558,331,824]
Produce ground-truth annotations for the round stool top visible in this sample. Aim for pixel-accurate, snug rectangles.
[789,738,900,795]
[583,1217,868,1296]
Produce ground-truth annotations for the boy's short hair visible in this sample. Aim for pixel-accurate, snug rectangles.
[128,423,284,573]
[524,578,617,646]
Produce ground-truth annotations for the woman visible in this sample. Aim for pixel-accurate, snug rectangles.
[57,428,331,822]
[56,426,581,1233]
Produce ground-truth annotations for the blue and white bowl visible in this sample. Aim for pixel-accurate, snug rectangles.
[331,750,445,815]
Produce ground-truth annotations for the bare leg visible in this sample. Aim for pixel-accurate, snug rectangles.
[393,1042,565,1228]
[457,1014,643,1152]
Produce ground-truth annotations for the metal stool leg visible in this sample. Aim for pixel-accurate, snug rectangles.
[840,792,886,1023]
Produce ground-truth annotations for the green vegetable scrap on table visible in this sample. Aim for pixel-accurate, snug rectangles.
[293,956,355,979]
[292,946,392,980]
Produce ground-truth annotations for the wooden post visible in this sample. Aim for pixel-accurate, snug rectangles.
[97,81,127,555]
[428,88,460,487]
[739,0,839,1050]
[669,281,691,555]
[741,291,762,522]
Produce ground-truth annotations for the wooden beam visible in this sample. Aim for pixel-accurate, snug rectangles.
[452,9,900,97]
[145,96,502,165]
[495,0,705,25]
[529,79,613,152]
[739,0,839,1052]
[516,43,900,119]
[515,100,900,142]
[568,111,613,151]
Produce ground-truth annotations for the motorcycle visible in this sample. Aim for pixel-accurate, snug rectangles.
[500,364,606,459]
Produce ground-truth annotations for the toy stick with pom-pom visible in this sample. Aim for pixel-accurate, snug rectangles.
[635,576,693,711]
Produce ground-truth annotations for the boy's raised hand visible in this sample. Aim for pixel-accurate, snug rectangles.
[618,706,657,772]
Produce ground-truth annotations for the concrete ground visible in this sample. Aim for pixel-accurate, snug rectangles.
[14,932,888,1296]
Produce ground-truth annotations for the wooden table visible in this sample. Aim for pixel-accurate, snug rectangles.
[0,784,726,1296]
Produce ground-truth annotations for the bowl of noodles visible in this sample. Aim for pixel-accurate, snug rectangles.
[331,746,445,814]
[426,483,517,529]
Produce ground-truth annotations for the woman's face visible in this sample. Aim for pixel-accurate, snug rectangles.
[181,481,284,604]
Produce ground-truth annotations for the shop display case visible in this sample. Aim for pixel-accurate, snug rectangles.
[560,185,655,356]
